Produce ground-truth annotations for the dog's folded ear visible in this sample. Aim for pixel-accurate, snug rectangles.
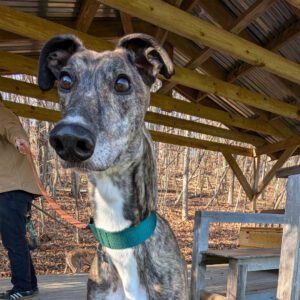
[117,33,175,86]
[38,35,84,91]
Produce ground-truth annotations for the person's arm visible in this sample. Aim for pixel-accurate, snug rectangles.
[0,106,30,154]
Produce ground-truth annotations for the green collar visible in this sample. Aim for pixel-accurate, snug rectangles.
[89,211,157,249]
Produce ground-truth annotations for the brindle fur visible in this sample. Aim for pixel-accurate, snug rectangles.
[38,33,188,299]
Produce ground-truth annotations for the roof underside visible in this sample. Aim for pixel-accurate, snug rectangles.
[0,0,300,158]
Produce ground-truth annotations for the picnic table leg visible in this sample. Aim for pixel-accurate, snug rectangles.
[277,174,300,300]
[226,260,248,300]
[190,212,209,300]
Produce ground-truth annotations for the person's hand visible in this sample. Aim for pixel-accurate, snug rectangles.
[15,139,29,155]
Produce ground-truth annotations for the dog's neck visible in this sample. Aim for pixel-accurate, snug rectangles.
[88,128,157,232]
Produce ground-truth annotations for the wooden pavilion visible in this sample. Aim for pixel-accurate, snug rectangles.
[0,0,299,299]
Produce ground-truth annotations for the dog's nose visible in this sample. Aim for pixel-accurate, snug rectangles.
[50,124,95,162]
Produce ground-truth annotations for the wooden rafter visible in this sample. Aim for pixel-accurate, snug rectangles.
[0,72,282,137]
[120,12,134,34]
[172,0,298,140]
[75,0,101,32]
[230,0,276,34]
[286,0,300,10]
[227,19,300,83]
[151,94,279,137]
[256,137,300,155]
[159,0,276,94]
[0,76,58,102]
[154,0,184,45]
[1,101,60,122]
[1,100,254,156]
[189,1,300,104]
[0,75,275,142]
[0,5,112,52]
[150,131,254,156]
[146,111,265,146]
[172,66,300,121]
[100,0,300,84]
[0,7,297,122]
[223,151,254,200]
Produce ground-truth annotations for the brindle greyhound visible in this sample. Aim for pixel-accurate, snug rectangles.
[38,33,188,300]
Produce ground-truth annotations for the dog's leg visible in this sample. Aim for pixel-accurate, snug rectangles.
[107,248,147,300]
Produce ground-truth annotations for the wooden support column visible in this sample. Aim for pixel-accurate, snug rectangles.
[226,261,248,300]
[277,170,300,299]
[190,212,209,300]
[252,155,261,211]
[223,152,254,200]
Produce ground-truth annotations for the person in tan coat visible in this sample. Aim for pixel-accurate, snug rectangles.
[0,101,41,300]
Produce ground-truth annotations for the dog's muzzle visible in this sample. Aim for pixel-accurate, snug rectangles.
[50,123,95,162]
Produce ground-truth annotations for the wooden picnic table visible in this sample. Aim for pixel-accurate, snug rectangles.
[204,248,280,300]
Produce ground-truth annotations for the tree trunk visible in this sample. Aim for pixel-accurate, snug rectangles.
[182,146,190,221]
[227,169,235,205]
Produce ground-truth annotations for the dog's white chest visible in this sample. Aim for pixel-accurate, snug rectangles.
[107,248,147,300]
[92,175,147,300]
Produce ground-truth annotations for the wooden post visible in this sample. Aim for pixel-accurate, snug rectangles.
[277,173,300,299]
[226,261,248,300]
[190,212,209,300]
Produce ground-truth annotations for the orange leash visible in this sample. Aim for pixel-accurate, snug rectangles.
[25,145,87,229]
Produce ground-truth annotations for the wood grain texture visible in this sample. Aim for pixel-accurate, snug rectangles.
[101,0,300,84]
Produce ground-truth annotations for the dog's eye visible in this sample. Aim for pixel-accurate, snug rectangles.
[115,75,131,93]
[59,73,73,91]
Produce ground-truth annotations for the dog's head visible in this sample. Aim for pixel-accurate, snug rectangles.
[38,34,174,171]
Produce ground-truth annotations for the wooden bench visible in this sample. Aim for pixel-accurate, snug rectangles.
[190,211,286,300]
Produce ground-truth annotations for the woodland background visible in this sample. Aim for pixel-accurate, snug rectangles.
[0,76,296,276]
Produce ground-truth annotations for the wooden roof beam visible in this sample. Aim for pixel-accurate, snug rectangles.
[172,66,300,121]
[0,90,262,145]
[150,131,254,156]
[101,0,300,84]
[75,0,101,32]
[120,12,134,34]
[0,75,280,137]
[0,5,112,52]
[286,0,300,10]
[150,94,280,137]
[181,0,298,141]
[256,137,300,155]
[1,100,254,156]
[0,7,299,121]
[227,19,300,82]
[159,0,276,94]
[154,0,184,45]
[146,111,265,146]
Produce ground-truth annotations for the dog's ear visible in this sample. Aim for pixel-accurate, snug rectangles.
[38,35,84,91]
[117,33,175,86]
